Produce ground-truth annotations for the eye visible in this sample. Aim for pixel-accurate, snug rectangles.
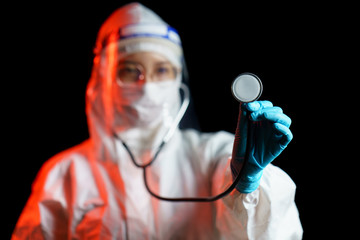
[119,66,139,74]
[154,64,177,80]
[117,63,143,83]
[157,67,170,74]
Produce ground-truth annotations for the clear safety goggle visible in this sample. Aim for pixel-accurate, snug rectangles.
[116,61,178,84]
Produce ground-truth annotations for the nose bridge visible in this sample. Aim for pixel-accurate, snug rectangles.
[144,67,156,82]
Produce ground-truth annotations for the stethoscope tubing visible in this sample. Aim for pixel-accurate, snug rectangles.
[116,73,261,202]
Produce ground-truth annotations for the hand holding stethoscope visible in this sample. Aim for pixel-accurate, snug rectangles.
[118,73,292,201]
[230,73,293,194]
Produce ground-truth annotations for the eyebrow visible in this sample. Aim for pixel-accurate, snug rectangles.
[119,60,138,65]
[119,60,172,65]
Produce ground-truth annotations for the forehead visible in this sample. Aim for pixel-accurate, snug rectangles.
[120,52,171,65]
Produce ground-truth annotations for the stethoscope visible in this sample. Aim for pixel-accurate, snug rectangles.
[115,73,263,202]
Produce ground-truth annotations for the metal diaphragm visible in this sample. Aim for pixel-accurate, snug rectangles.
[231,73,263,103]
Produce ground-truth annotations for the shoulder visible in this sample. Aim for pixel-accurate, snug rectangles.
[31,139,94,192]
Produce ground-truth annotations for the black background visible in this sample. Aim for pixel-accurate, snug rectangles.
[5,1,356,238]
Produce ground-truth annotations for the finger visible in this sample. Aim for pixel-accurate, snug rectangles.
[245,100,273,112]
[265,111,292,127]
[250,106,283,119]
[250,107,282,121]
[252,110,291,127]
[274,123,293,147]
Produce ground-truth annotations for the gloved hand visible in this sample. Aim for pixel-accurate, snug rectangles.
[231,100,293,193]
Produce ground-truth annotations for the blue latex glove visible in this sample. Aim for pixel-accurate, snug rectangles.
[231,100,293,193]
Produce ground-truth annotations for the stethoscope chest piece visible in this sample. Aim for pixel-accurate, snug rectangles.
[231,73,263,103]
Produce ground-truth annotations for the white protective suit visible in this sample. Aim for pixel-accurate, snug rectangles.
[12,3,303,239]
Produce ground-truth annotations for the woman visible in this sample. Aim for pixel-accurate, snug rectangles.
[13,2,302,239]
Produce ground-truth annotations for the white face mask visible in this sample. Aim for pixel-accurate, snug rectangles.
[113,79,181,130]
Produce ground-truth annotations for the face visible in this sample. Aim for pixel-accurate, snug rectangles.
[116,52,179,84]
